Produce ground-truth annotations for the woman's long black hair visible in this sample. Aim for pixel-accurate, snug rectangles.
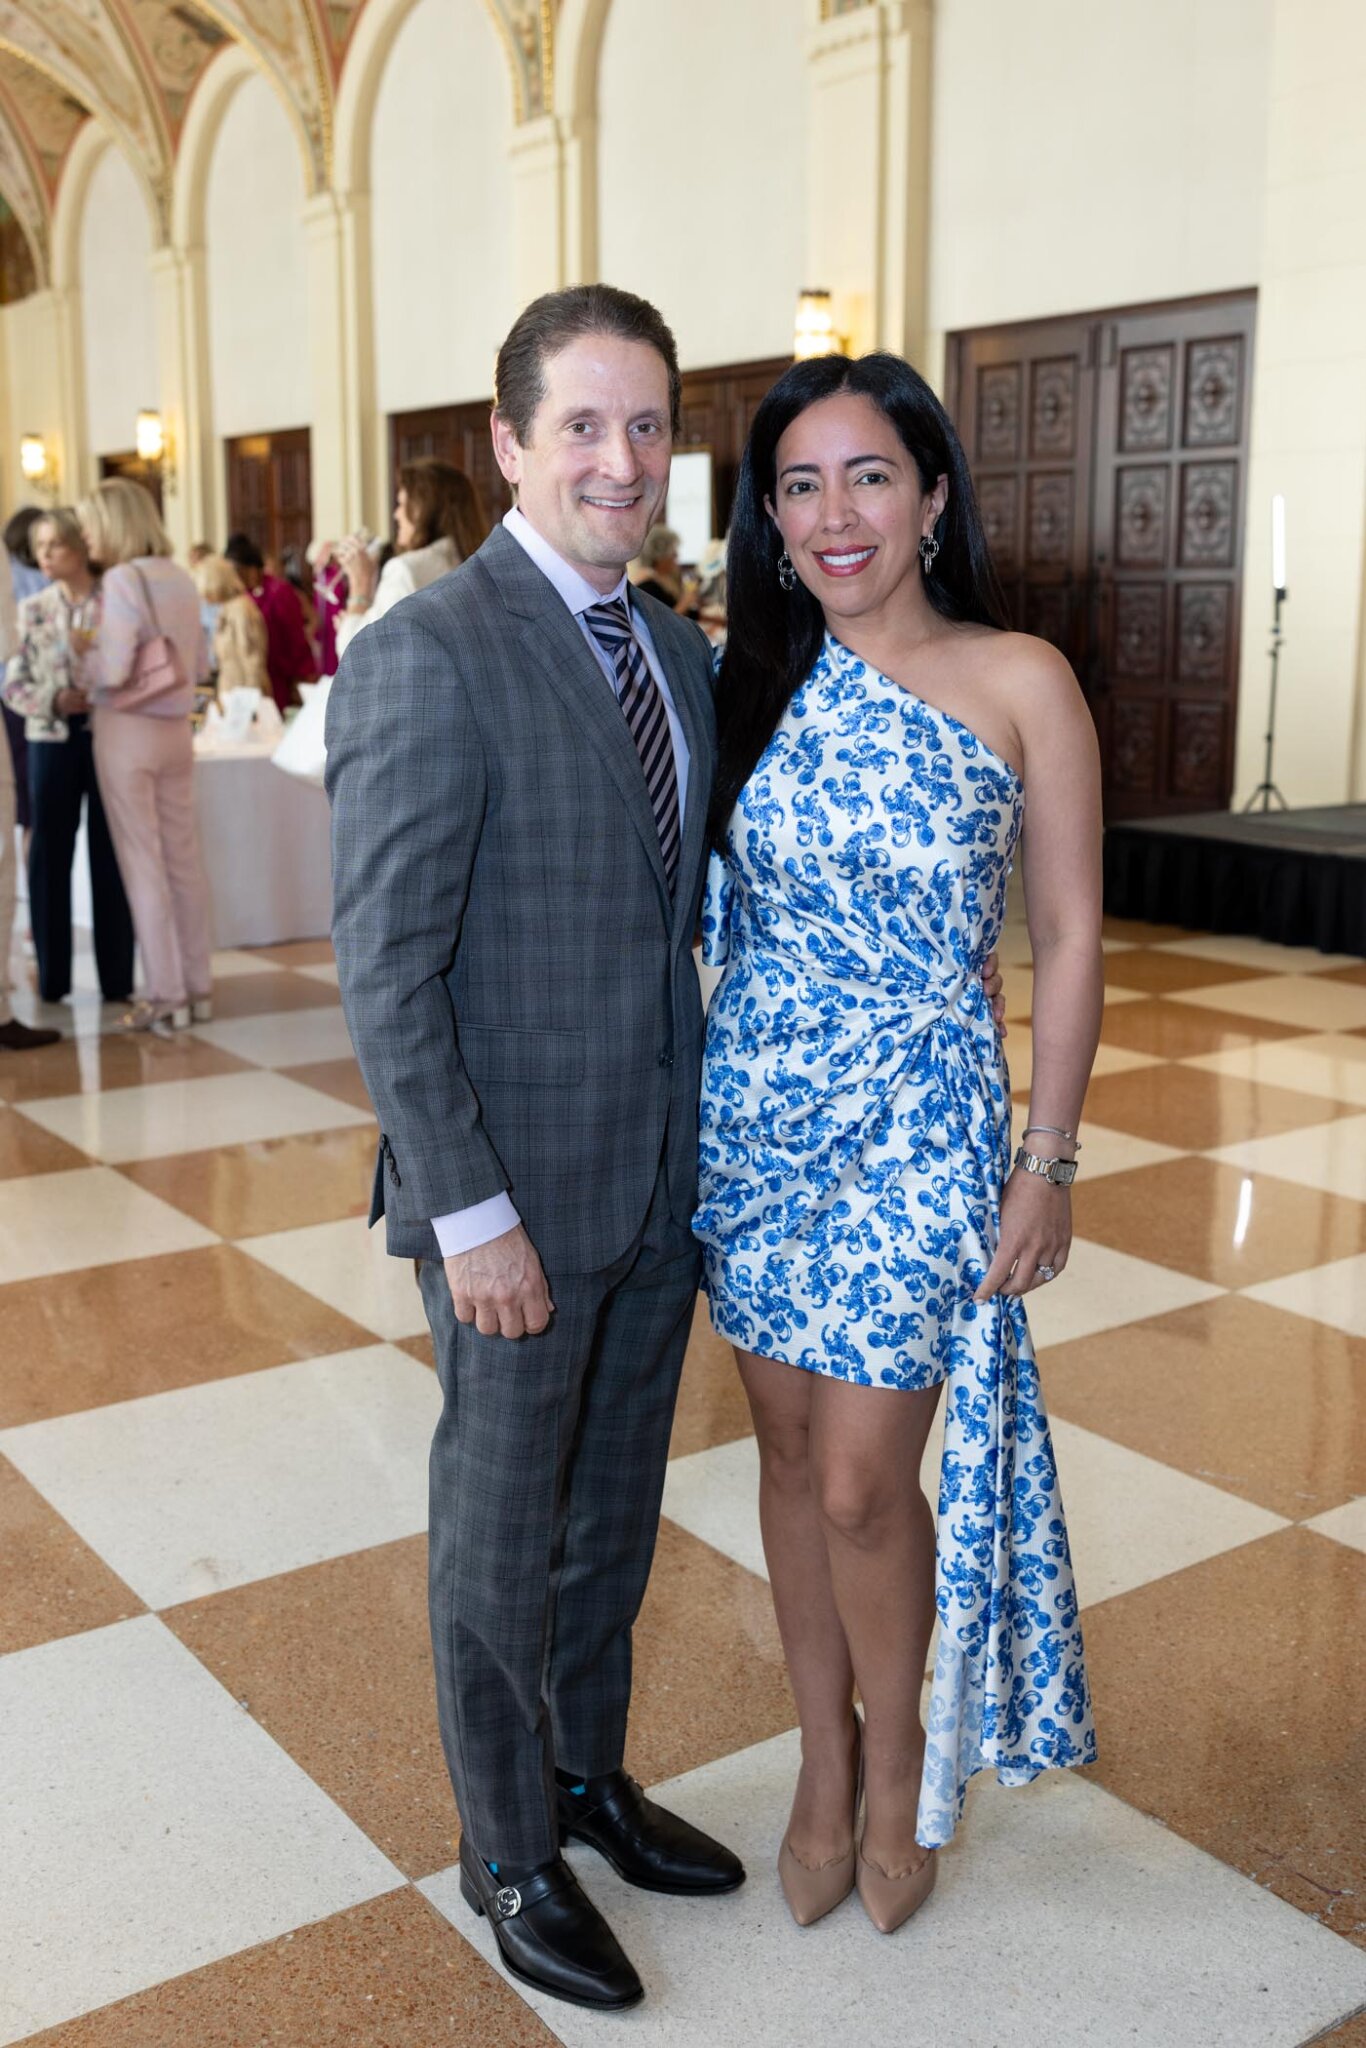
[709,352,1010,852]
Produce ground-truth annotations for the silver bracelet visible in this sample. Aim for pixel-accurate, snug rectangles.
[1023,1122,1082,1153]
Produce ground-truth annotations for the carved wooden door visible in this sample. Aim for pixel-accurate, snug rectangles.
[389,403,509,528]
[947,293,1255,817]
[224,428,313,564]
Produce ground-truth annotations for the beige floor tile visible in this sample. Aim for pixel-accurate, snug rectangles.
[1079,1063,1354,1151]
[0,1454,144,1654]
[1023,1236,1222,1349]
[1209,1113,1366,1205]
[278,1057,374,1114]
[203,970,344,1018]
[0,1243,375,1428]
[1007,1024,1161,1095]
[1154,934,1362,975]
[1304,1497,1366,1556]
[1057,1124,1181,1179]
[21,1889,556,2048]
[119,1124,379,1239]
[19,1070,372,1165]
[1070,1155,1366,1289]
[669,1296,754,1458]
[1171,974,1366,1033]
[165,1536,454,1880]
[0,1032,253,1106]
[1041,1294,1366,1520]
[241,1215,431,1340]
[1244,1253,1366,1342]
[0,1105,90,1179]
[190,1005,355,1070]
[241,938,336,969]
[1097,998,1311,1060]
[1102,951,1269,996]
[1184,1034,1366,1109]
[0,1166,217,1284]
[1082,1529,1366,1946]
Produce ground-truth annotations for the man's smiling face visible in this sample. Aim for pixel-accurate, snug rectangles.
[493,332,674,594]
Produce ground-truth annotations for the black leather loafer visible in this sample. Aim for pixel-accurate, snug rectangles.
[557,1770,746,1895]
[459,1843,643,2011]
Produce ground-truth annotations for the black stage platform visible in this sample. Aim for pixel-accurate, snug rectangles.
[1103,803,1366,957]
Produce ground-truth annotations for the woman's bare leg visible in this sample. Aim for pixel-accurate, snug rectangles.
[737,1349,860,1865]
[807,1372,942,1876]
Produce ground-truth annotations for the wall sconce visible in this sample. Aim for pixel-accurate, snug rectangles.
[794,288,846,361]
[136,409,176,493]
[19,432,57,493]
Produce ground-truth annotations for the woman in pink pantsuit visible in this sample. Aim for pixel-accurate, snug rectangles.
[77,480,214,1036]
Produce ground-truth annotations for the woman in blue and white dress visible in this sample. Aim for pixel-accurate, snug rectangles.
[695,353,1101,1933]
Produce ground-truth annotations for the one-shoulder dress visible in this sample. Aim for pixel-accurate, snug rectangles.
[694,631,1095,1847]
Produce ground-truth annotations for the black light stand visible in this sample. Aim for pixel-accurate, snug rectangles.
[1243,585,1288,813]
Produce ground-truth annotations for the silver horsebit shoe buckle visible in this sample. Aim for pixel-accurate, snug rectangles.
[494,1885,523,1919]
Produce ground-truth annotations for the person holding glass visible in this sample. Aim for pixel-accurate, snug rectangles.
[2,509,134,1006]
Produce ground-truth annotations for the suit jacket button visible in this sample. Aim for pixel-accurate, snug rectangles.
[658,1051,674,1068]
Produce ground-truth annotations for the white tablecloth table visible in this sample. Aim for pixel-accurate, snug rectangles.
[69,733,333,949]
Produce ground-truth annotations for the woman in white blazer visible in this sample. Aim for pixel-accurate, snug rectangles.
[332,458,488,661]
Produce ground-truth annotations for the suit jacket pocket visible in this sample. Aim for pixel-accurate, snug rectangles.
[457,1023,586,1087]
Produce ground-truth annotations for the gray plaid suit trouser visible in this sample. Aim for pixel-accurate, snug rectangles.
[417,1154,701,1866]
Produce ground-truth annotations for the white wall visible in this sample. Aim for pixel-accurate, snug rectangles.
[79,145,158,455]
[598,0,807,369]
[371,0,514,410]
[204,74,310,437]
[929,0,1273,337]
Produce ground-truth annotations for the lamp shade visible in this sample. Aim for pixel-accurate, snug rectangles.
[136,409,166,464]
[19,433,48,483]
[794,289,841,361]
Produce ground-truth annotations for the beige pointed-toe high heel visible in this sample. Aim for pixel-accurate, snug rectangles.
[855,1842,937,1934]
[778,1713,864,1927]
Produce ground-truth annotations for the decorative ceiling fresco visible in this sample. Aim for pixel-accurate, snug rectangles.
[0,0,560,289]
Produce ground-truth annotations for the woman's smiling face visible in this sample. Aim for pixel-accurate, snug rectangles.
[766,391,946,626]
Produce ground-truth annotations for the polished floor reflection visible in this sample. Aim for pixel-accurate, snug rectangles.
[1,913,1364,2046]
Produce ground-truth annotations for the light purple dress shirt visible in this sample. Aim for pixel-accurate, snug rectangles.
[431,506,693,1259]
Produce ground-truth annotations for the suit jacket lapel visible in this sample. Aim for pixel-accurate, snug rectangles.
[478,528,672,912]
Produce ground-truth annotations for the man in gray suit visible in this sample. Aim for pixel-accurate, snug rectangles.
[327,285,739,2013]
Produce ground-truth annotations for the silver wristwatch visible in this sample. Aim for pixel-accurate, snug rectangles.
[1013,1145,1078,1187]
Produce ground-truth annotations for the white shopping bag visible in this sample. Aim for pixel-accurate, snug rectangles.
[271,675,333,788]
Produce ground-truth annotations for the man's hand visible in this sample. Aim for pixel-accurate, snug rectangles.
[982,948,1008,1037]
[444,1224,555,1340]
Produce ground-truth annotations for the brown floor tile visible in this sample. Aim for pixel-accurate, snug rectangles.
[1041,1295,1366,1520]
[1081,1064,1354,1150]
[242,938,336,968]
[165,1536,455,1878]
[119,1124,379,1239]
[1101,950,1268,996]
[670,1296,754,1458]
[205,971,343,1018]
[0,1454,144,1653]
[1102,917,1198,943]
[278,1057,374,1114]
[1097,997,1310,1059]
[23,1887,558,2048]
[628,1517,795,1788]
[0,1244,374,1427]
[1322,963,1366,988]
[0,1033,252,1105]
[1071,1154,1366,1288]
[0,1111,90,1179]
[1309,2010,1366,2046]
[1083,1528,1366,1946]
[398,1332,435,1368]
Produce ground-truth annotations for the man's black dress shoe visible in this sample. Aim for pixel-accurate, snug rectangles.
[459,1842,643,2012]
[557,1769,746,1895]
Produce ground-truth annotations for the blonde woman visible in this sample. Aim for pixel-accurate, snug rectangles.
[77,480,214,1035]
[194,554,269,702]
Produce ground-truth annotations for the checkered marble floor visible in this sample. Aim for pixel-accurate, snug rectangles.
[2,913,1366,2047]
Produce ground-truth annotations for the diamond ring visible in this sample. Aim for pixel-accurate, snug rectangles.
[1036,1264,1057,1283]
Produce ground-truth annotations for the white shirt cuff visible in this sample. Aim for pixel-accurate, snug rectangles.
[431,1191,521,1257]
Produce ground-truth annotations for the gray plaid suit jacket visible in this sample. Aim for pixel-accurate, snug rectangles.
[325,522,717,1274]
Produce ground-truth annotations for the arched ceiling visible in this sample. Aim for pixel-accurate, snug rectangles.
[0,0,557,282]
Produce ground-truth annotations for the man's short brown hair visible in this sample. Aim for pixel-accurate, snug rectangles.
[493,284,682,447]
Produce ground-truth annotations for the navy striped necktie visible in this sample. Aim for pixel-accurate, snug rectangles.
[581,597,681,894]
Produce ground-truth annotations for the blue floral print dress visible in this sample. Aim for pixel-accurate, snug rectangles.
[694,631,1095,1847]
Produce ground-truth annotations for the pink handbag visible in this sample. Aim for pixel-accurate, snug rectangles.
[102,564,187,712]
